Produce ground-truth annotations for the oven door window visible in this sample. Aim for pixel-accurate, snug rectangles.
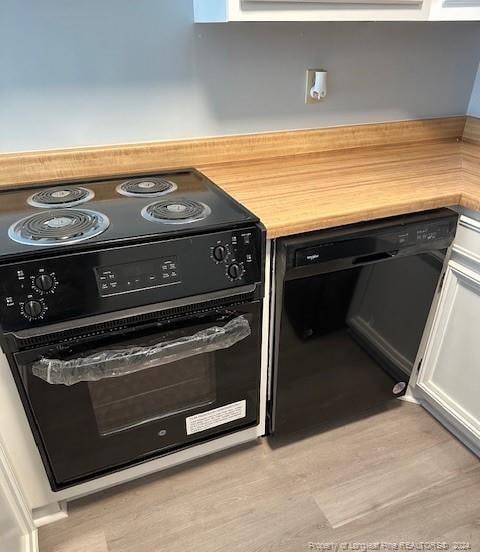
[14,302,262,489]
[89,353,216,437]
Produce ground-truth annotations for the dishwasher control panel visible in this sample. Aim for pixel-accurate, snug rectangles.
[289,209,458,270]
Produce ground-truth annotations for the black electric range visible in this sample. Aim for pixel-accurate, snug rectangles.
[0,170,265,490]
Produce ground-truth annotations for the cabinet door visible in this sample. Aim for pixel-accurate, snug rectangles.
[194,0,430,22]
[417,260,480,447]
[429,0,480,20]
[0,436,37,552]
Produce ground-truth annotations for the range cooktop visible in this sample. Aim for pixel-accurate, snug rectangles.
[0,170,259,261]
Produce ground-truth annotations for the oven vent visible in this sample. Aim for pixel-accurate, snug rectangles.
[12,291,257,350]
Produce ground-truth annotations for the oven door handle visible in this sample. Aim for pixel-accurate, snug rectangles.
[31,315,251,386]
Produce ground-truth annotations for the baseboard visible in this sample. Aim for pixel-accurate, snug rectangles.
[398,393,421,405]
[25,530,39,552]
[33,501,68,528]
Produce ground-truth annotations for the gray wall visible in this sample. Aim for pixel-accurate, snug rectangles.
[1,0,480,153]
[468,62,480,117]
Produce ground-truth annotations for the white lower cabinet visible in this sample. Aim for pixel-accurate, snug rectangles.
[416,216,480,453]
[0,436,37,552]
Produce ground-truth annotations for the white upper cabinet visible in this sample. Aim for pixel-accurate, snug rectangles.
[194,0,480,21]
[194,0,430,21]
[429,0,480,20]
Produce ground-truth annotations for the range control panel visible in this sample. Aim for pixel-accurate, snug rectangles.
[0,225,264,332]
[96,257,180,296]
[209,229,255,283]
[2,268,59,323]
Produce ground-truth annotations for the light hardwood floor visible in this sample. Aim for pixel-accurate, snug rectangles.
[39,400,480,552]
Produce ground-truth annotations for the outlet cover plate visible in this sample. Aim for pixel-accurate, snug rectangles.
[305,69,325,105]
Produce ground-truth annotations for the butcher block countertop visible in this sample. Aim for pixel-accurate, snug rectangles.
[200,140,480,238]
[1,116,480,238]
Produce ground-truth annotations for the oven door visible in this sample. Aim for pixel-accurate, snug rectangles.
[11,299,262,489]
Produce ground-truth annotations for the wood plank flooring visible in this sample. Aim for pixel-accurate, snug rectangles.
[39,401,480,552]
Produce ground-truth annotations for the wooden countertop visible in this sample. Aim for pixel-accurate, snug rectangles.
[1,117,480,238]
[200,139,480,238]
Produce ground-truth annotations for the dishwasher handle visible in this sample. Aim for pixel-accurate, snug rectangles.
[352,250,399,264]
[293,235,400,268]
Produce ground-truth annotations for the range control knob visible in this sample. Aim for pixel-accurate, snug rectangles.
[34,273,55,292]
[212,245,227,262]
[227,263,244,280]
[23,300,43,319]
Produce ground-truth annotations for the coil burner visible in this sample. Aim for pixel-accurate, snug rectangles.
[117,178,177,198]
[27,187,94,208]
[142,199,211,225]
[8,209,110,246]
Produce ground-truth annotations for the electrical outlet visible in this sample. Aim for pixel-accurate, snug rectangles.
[305,69,327,104]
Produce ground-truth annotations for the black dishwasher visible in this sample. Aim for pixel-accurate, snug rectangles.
[268,209,458,442]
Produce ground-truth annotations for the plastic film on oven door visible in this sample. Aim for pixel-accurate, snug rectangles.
[31,315,251,386]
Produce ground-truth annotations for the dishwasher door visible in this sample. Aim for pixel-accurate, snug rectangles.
[269,209,458,441]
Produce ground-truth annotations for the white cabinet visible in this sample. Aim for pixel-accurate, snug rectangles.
[429,0,480,20]
[194,0,480,21]
[0,436,37,552]
[194,0,431,22]
[416,216,480,454]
